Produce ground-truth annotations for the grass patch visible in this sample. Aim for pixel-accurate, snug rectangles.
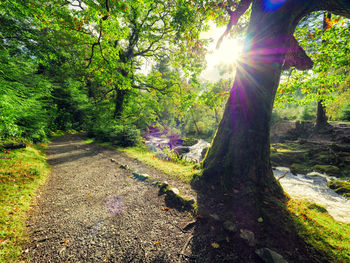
[83,138,199,183]
[0,143,50,262]
[288,199,350,262]
[120,146,199,184]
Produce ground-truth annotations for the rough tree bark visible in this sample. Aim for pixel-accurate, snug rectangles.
[197,0,350,260]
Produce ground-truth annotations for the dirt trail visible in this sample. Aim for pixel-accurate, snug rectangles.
[23,134,195,263]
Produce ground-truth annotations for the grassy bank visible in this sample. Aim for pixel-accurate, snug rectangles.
[0,143,50,262]
[120,146,199,183]
[288,199,350,262]
[83,138,199,183]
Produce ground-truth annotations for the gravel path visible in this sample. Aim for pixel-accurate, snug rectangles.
[22,134,195,263]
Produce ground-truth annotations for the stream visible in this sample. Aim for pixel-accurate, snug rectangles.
[274,167,350,223]
[145,135,350,224]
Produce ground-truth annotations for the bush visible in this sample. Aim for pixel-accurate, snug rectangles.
[88,122,141,147]
[340,103,350,121]
[299,105,315,121]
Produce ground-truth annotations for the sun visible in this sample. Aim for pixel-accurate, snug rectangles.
[200,25,243,81]
[207,35,242,65]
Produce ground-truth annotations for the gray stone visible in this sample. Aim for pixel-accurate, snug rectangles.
[255,248,288,263]
[209,213,220,221]
[119,164,129,170]
[169,187,179,195]
[239,229,256,246]
[223,221,236,232]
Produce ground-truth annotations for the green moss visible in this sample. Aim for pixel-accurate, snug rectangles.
[307,203,328,213]
[312,165,341,176]
[328,180,350,199]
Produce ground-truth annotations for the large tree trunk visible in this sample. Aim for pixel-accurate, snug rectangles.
[194,1,320,261]
[194,1,350,261]
[202,0,293,223]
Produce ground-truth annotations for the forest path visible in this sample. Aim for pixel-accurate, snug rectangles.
[22,134,195,263]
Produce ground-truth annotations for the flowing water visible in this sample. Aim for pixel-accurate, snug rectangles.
[274,167,350,223]
[145,135,350,223]
[182,139,210,162]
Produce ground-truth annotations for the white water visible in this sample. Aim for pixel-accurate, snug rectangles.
[274,167,350,224]
[183,139,210,162]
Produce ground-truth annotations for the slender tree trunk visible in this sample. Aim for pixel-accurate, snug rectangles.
[315,100,329,129]
[214,108,219,125]
[113,88,127,119]
[113,69,129,119]
[190,108,200,135]
[315,12,332,130]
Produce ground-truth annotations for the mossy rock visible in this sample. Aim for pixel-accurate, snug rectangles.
[290,163,310,175]
[312,165,341,177]
[313,152,337,164]
[270,151,307,166]
[182,137,199,146]
[328,180,350,199]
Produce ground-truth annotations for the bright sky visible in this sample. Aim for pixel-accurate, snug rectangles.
[200,25,243,82]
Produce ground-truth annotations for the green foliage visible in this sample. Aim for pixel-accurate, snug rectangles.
[88,120,141,147]
[299,104,315,121]
[276,13,350,118]
[0,49,52,142]
[340,102,350,121]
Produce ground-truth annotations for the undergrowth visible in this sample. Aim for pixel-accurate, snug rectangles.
[0,143,50,262]
[120,146,199,184]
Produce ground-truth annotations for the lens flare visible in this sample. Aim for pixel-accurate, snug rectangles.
[106,196,123,216]
[263,0,286,11]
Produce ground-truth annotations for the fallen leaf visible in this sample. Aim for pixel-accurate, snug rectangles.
[211,242,220,248]
[0,239,8,244]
